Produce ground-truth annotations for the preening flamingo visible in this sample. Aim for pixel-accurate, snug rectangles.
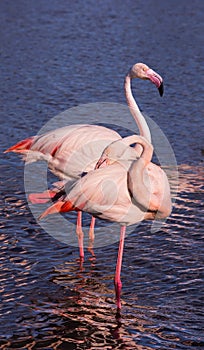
[39,135,172,310]
[5,62,163,261]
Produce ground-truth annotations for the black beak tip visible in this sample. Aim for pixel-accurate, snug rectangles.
[158,82,164,97]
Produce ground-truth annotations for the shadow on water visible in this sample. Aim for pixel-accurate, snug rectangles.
[0,165,203,349]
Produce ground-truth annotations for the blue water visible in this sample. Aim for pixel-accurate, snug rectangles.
[1,0,203,349]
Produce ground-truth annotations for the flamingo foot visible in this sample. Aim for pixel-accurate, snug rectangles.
[114,280,122,311]
[76,212,84,261]
[76,255,84,271]
[76,232,84,263]
[115,308,122,321]
[28,190,56,204]
[87,217,95,258]
[87,228,95,259]
[78,245,84,261]
[114,225,126,311]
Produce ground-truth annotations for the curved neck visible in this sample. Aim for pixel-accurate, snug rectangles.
[121,135,153,162]
[124,74,151,143]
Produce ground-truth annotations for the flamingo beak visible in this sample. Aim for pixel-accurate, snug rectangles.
[158,81,164,96]
[95,156,107,169]
[146,69,164,96]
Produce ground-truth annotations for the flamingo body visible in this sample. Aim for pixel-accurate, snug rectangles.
[5,124,121,180]
[41,135,172,225]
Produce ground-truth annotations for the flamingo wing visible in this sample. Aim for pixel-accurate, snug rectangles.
[5,124,121,180]
[128,160,172,219]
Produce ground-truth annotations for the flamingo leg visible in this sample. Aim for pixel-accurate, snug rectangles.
[87,216,95,258]
[114,225,126,311]
[76,211,84,261]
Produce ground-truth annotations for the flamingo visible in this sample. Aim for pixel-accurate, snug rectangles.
[4,62,164,261]
[39,135,172,311]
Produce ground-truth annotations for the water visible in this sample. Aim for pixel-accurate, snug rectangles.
[0,0,204,349]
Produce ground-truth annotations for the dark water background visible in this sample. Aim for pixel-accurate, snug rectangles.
[0,0,204,349]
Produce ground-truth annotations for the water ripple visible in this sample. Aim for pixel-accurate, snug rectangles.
[1,0,204,347]
[0,162,203,348]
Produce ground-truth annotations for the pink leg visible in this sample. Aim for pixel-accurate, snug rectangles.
[88,216,95,258]
[114,226,126,311]
[76,211,84,261]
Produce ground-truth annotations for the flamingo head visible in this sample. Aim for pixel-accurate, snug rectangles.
[129,63,164,96]
[95,139,138,169]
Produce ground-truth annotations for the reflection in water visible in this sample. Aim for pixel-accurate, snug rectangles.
[178,164,203,194]
[0,165,203,348]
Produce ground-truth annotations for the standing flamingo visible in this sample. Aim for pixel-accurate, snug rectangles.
[39,135,172,310]
[4,62,163,261]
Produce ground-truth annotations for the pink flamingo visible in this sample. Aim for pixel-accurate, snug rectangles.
[39,135,172,311]
[4,62,163,261]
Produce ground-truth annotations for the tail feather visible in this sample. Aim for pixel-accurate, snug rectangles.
[39,201,66,220]
[61,200,78,212]
[39,200,78,220]
[4,137,34,153]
